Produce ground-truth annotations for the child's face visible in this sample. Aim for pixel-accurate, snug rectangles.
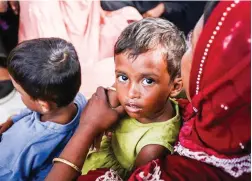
[115,49,174,122]
[181,16,203,101]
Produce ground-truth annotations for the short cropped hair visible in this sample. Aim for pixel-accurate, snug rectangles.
[7,38,81,107]
[114,18,186,81]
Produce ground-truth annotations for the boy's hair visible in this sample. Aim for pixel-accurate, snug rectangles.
[114,18,186,81]
[7,38,81,107]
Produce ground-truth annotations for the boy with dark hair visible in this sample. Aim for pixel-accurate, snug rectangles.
[0,38,87,180]
[83,18,186,179]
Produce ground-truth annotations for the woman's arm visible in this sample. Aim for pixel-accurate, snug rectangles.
[46,87,124,181]
[45,126,96,181]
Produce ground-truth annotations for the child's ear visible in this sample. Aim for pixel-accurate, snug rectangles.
[170,77,183,98]
[37,100,50,113]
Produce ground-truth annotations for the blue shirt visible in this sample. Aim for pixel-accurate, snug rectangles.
[0,93,87,181]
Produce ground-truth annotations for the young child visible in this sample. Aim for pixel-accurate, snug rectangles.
[0,38,87,180]
[82,18,186,179]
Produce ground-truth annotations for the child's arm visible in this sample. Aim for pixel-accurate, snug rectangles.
[134,145,170,168]
[0,108,32,134]
[0,117,14,134]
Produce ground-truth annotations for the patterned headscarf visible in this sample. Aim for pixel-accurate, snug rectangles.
[177,0,251,175]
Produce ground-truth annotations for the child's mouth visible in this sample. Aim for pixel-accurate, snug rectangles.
[125,103,142,113]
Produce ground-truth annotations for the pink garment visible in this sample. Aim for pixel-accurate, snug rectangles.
[18,1,142,97]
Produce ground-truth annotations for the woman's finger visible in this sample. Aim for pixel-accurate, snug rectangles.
[113,105,126,117]
[95,86,107,101]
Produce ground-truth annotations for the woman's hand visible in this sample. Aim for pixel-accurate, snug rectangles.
[78,86,124,136]
[107,86,120,109]
[90,86,122,150]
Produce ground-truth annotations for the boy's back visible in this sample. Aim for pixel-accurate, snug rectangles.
[0,93,86,180]
[0,38,85,180]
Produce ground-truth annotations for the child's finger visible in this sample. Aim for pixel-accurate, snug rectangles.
[90,142,94,151]
[105,131,113,139]
[94,133,103,151]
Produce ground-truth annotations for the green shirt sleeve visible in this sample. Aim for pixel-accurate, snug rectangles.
[135,118,181,155]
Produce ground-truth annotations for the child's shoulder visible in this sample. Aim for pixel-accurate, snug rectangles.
[11,108,34,123]
[74,92,87,110]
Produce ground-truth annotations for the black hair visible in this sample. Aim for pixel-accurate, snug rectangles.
[203,1,220,25]
[7,38,81,107]
[114,17,186,81]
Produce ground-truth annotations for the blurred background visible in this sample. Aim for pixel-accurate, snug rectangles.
[0,0,206,123]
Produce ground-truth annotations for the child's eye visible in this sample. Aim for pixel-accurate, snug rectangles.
[118,75,128,82]
[142,78,155,85]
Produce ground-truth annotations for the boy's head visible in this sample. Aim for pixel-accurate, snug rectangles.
[7,38,81,112]
[114,18,186,121]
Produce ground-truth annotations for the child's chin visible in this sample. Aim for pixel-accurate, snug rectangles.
[126,111,141,120]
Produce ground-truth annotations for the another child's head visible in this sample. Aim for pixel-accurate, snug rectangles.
[114,18,186,121]
[7,38,81,113]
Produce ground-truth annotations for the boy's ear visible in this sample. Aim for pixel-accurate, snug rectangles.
[170,77,183,98]
[37,100,50,113]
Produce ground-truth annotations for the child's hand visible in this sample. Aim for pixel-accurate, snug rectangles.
[90,132,103,151]
[90,131,113,151]
[0,118,14,134]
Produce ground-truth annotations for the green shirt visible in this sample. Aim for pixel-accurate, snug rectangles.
[83,99,181,179]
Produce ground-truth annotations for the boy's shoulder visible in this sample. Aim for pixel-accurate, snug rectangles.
[11,108,33,123]
[74,92,87,110]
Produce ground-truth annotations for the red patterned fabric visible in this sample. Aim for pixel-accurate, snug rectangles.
[179,0,251,158]
[77,169,110,181]
[128,156,250,181]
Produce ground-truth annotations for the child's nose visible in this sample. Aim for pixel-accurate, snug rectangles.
[128,83,140,99]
